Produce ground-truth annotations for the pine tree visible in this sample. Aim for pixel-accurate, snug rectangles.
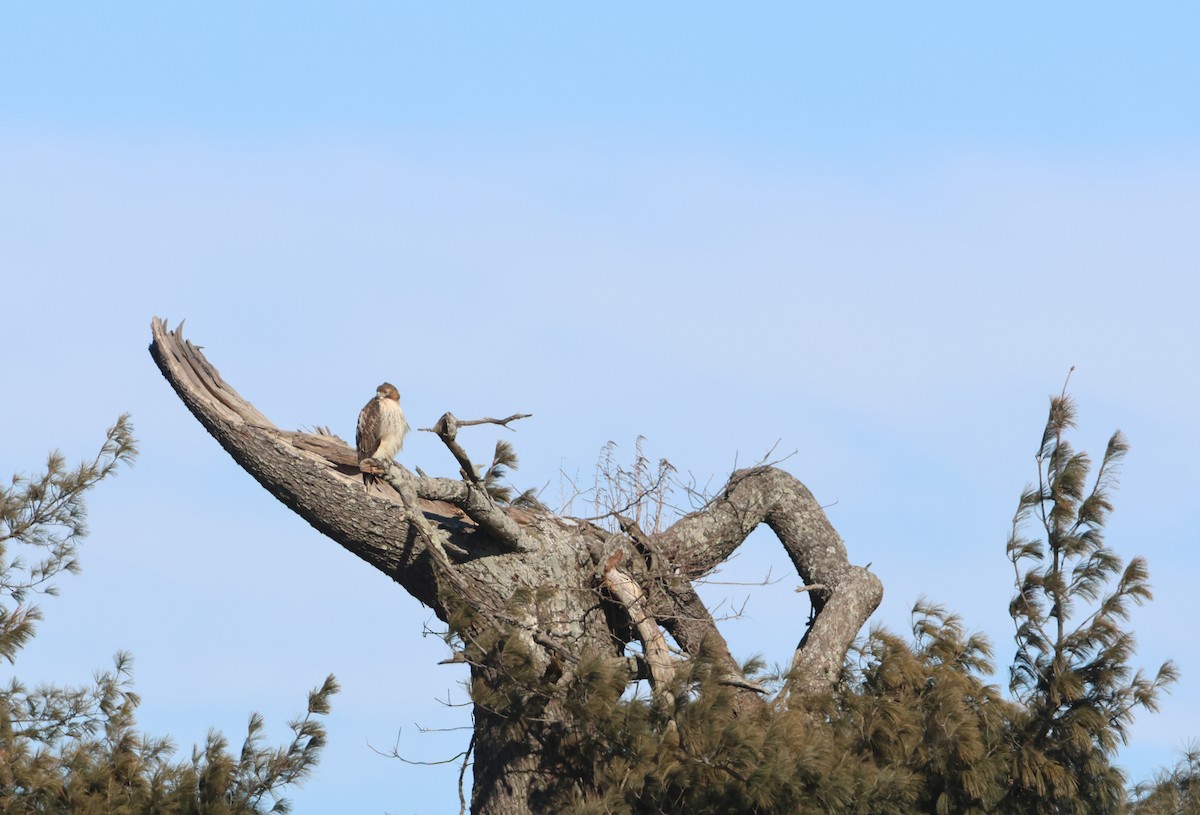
[1130,748,1200,815]
[548,386,1184,814]
[151,322,1190,814]
[0,416,337,814]
[999,385,1177,814]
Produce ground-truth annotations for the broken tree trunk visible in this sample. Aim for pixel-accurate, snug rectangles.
[148,317,882,815]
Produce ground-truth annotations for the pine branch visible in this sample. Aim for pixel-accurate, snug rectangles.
[419,412,531,551]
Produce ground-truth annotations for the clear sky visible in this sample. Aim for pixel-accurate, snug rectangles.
[3,4,1198,812]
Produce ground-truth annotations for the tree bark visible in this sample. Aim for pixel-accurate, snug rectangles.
[148,318,882,814]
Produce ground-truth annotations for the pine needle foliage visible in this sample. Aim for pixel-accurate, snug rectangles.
[0,417,337,814]
[1002,390,1177,813]
[483,440,519,503]
[1130,747,1200,815]
[446,387,1185,814]
[1,414,136,613]
[831,602,1014,815]
[479,440,549,510]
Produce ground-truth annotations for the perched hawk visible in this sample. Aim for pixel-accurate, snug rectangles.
[356,382,409,489]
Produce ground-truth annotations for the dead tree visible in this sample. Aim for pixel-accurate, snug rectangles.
[148,318,882,815]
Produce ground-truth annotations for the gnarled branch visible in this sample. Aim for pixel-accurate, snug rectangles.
[150,318,887,814]
[151,318,879,709]
[148,318,525,613]
[422,413,531,552]
[655,466,883,698]
[619,515,765,713]
[601,552,676,711]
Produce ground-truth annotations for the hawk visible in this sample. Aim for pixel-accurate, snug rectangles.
[356,382,409,489]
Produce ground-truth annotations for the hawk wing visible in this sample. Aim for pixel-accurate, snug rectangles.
[356,397,382,486]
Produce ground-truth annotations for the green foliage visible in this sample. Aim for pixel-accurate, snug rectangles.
[457,388,1184,814]
[1,414,136,657]
[1130,748,1200,815]
[1003,390,1177,813]
[0,417,337,814]
[483,440,520,503]
[563,605,1011,815]
[481,440,551,511]
[833,602,1012,815]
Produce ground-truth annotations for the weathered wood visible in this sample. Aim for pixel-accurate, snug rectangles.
[601,554,676,710]
[148,317,883,815]
[655,465,884,697]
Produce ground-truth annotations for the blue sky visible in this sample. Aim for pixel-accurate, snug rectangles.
[3,4,1198,812]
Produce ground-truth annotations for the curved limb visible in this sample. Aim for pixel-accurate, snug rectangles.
[656,466,883,698]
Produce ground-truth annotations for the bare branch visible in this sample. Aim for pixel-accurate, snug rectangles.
[420,411,532,489]
[601,553,676,711]
[416,412,531,552]
[616,515,765,714]
[717,675,769,694]
[655,466,882,699]
[150,318,506,612]
[395,468,529,553]
[420,413,533,433]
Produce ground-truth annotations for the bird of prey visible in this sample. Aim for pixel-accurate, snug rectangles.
[355,382,409,489]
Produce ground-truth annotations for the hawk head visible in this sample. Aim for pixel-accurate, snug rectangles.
[377,383,400,402]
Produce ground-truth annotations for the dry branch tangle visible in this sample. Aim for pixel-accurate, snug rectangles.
[148,317,883,814]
